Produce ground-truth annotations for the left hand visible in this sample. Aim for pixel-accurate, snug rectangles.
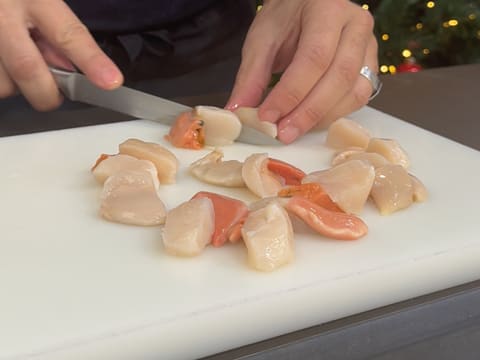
[226,0,378,144]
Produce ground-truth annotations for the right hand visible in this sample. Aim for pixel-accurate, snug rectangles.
[0,0,123,110]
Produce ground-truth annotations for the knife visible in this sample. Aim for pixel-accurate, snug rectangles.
[50,67,282,146]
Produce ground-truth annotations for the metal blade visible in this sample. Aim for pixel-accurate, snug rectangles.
[50,67,282,146]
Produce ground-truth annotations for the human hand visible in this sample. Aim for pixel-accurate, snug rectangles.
[0,0,123,110]
[226,0,378,144]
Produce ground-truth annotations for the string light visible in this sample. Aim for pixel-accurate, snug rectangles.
[381,33,389,41]
[380,65,389,73]
[402,49,412,58]
[468,13,476,21]
[448,19,459,26]
[423,48,431,55]
[256,5,262,11]
[361,4,369,10]
[426,1,435,9]
[416,23,424,30]
[389,65,397,74]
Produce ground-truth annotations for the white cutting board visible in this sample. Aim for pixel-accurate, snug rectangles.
[1,107,480,360]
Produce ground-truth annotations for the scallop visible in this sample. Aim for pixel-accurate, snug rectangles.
[332,151,389,169]
[234,107,278,138]
[162,197,215,257]
[303,160,375,214]
[241,201,294,272]
[100,170,167,226]
[193,106,242,146]
[410,174,428,202]
[119,138,179,184]
[242,153,283,198]
[366,138,410,169]
[189,149,245,187]
[326,117,371,149]
[92,154,159,188]
[370,165,414,215]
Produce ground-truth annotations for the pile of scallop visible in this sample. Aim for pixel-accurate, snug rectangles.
[91,106,427,272]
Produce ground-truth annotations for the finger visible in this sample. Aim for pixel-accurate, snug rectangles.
[0,62,17,98]
[29,0,123,89]
[0,19,62,110]
[224,21,277,110]
[257,2,347,123]
[321,37,379,127]
[277,10,374,144]
[32,29,76,71]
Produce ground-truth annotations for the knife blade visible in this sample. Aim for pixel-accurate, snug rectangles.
[50,67,282,146]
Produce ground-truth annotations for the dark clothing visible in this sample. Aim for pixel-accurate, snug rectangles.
[64,0,256,83]
[65,0,218,34]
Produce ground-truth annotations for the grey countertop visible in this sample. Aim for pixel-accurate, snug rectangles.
[2,62,479,359]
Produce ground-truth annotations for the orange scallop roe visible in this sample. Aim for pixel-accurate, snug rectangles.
[165,111,205,150]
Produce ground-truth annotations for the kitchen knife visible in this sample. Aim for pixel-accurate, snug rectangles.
[50,67,282,146]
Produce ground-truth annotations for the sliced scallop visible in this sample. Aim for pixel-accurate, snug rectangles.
[332,151,389,169]
[366,138,410,169]
[193,106,242,146]
[91,154,159,188]
[242,153,283,198]
[189,149,245,187]
[326,117,371,149]
[410,174,428,202]
[285,196,368,240]
[191,191,249,246]
[100,170,166,226]
[370,165,414,215]
[241,201,294,272]
[303,160,375,214]
[234,107,277,138]
[162,197,215,257]
[119,138,179,184]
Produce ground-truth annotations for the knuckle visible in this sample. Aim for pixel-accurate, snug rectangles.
[303,44,330,73]
[359,9,375,30]
[8,55,39,81]
[303,106,324,128]
[280,86,303,109]
[54,21,89,48]
[336,59,359,87]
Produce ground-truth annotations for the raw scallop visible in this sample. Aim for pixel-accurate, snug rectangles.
[234,107,277,138]
[119,138,179,184]
[189,149,245,187]
[366,138,410,169]
[242,153,283,198]
[194,106,242,146]
[100,170,167,226]
[332,151,389,169]
[326,118,371,149]
[410,174,428,202]
[370,165,414,215]
[241,201,294,272]
[191,191,249,246]
[303,160,375,214]
[92,154,159,188]
[162,197,215,257]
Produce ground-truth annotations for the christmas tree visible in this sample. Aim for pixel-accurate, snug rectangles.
[354,0,480,73]
[257,1,480,74]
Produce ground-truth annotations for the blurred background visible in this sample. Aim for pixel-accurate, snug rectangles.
[259,0,480,74]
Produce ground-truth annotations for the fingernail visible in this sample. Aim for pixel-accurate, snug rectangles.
[259,109,281,123]
[225,102,239,111]
[278,125,301,144]
[100,67,122,89]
